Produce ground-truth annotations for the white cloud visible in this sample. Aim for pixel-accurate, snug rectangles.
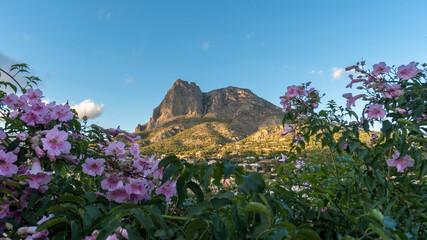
[71,99,104,119]
[331,67,346,80]
[98,9,113,20]
[246,32,256,38]
[202,41,210,50]
[124,76,134,84]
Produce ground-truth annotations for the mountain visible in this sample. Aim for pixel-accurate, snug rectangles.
[134,79,284,157]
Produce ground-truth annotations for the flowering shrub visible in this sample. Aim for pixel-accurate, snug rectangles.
[0,61,425,240]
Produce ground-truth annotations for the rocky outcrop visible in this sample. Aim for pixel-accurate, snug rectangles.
[144,79,283,135]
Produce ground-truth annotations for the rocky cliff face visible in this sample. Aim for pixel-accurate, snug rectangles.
[143,79,283,135]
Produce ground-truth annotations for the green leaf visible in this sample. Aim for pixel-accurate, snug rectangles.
[126,226,142,240]
[369,209,384,224]
[162,164,179,183]
[368,223,390,240]
[158,155,181,168]
[242,202,273,225]
[36,216,68,231]
[238,172,265,195]
[294,229,321,240]
[58,194,86,206]
[185,219,208,240]
[187,181,204,203]
[70,220,81,240]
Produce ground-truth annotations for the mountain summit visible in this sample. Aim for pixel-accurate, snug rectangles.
[135,79,284,156]
[144,79,283,132]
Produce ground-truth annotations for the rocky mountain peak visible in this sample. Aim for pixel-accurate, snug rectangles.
[143,79,283,135]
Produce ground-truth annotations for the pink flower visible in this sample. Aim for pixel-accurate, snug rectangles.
[365,104,386,119]
[279,153,287,162]
[381,84,404,99]
[295,160,305,169]
[106,187,129,203]
[106,234,120,240]
[125,178,147,196]
[17,132,28,140]
[155,181,177,201]
[117,227,129,240]
[0,150,18,177]
[386,151,414,172]
[101,175,122,190]
[285,85,299,98]
[346,75,366,88]
[343,93,365,109]
[26,161,52,189]
[395,108,406,114]
[129,144,140,157]
[370,134,378,142]
[281,125,292,136]
[372,62,391,76]
[82,158,105,176]
[41,128,71,156]
[105,141,126,156]
[396,62,422,80]
[37,214,54,225]
[0,130,6,140]
[25,88,43,100]
[1,93,18,109]
[51,104,74,122]
[20,110,40,126]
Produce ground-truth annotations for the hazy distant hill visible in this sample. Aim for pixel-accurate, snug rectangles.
[134,79,284,156]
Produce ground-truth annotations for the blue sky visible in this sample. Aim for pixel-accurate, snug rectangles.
[0,0,426,131]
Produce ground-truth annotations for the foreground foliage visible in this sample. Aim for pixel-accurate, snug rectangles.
[0,61,425,239]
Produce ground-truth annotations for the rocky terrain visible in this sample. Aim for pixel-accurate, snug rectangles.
[134,79,284,149]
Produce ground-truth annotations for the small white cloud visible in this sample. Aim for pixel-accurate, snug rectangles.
[202,41,210,50]
[23,33,31,42]
[98,9,113,20]
[71,99,104,119]
[246,32,256,38]
[124,76,134,84]
[309,70,323,75]
[318,70,323,74]
[332,67,346,80]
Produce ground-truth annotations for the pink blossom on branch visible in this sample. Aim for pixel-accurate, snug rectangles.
[82,158,105,176]
[0,150,18,177]
[41,128,71,156]
[365,104,386,119]
[372,62,391,76]
[386,151,414,172]
[396,62,422,80]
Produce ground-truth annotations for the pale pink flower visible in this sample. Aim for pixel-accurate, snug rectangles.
[370,134,378,142]
[37,214,54,225]
[51,104,74,122]
[105,141,126,156]
[125,178,147,196]
[281,125,292,136]
[82,158,105,176]
[0,150,18,177]
[365,104,386,119]
[295,160,305,169]
[395,108,406,114]
[17,132,28,140]
[386,151,414,172]
[106,187,129,203]
[129,144,140,157]
[106,234,120,240]
[25,88,43,100]
[381,84,404,98]
[26,161,52,189]
[1,93,18,108]
[41,128,71,156]
[346,75,366,88]
[106,126,121,136]
[372,62,390,76]
[396,62,422,80]
[101,175,122,190]
[0,130,6,139]
[343,93,365,109]
[20,110,40,126]
[117,227,129,240]
[155,181,177,201]
[285,85,299,98]
[34,145,45,158]
[279,153,287,162]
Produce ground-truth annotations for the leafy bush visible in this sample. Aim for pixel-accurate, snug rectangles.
[0,61,425,239]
